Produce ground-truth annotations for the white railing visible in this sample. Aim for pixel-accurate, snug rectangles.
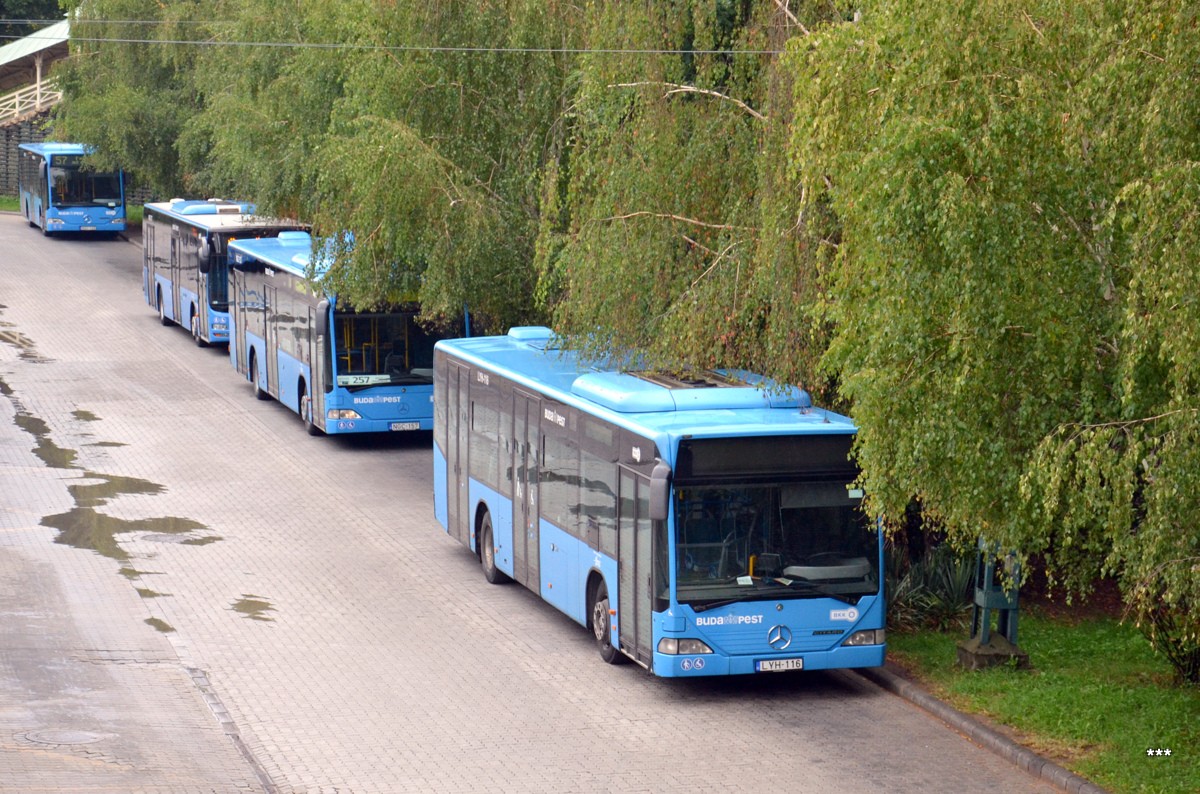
[0,79,62,126]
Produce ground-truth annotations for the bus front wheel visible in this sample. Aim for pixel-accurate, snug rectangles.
[300,387,321,436]
[190,312,207,347]
[480,512,509,585]
[249,353,269,401]
[591,582,623,665]
[156,289,171,326]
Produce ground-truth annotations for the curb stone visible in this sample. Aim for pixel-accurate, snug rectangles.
[857,664,1109,794]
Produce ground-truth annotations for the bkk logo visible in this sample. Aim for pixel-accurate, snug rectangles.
[830,608,859,622]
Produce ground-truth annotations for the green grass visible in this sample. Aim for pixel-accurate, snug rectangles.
[889,613,1199,793]
[0,195,18,212]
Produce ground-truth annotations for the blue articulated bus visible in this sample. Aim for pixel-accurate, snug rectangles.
[433,327,885,677]
[143,199,307,346]
[17,143,125,234]
[228,231,459,435]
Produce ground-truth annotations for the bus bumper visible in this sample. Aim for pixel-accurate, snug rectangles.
[652,643,885,677]
[321,416,434,434]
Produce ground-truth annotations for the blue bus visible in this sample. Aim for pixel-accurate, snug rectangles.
[228,231,461,435]
[142,199,306,346]
[433,328,885,677]
[17,143,125,234]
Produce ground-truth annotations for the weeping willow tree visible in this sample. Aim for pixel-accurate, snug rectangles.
[539,0,842,394]
[52,0,208,195]
[788,0,1200,681]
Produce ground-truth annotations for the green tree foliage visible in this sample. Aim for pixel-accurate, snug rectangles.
[52,1,204,195]
[542,1,840,386]
[788,0,1200,677]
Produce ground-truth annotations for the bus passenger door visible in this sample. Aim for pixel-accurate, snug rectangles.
[511,390,539,589]
[265,286,279,394]
[143,221,157,304]
[618,470,654,667]
[446,361,470,545]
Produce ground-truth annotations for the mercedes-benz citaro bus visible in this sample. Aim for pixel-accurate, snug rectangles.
[433,327,885,677]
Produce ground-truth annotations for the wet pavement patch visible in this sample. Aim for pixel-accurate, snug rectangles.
[0,322,52,363]
[0,374,213,561]
[232,595,276,622]
[144,617,175,633]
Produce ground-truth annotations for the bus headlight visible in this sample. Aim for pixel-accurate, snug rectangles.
[658,638,714,655]
[327,409,362,420]
[842,629,886,647]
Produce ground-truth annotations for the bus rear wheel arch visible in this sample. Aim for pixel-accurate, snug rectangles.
[478,509,510,585]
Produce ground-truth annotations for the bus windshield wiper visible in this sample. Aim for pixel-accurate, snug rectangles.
[692,595,753,613]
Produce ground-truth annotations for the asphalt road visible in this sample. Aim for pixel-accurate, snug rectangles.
[0,213,1063,793]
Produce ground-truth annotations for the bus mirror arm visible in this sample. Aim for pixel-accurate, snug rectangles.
[649,461,671,522]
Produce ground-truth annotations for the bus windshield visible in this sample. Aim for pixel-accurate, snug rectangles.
[334,309,439,388]
[673,478,877,608]
[50,167,122,208]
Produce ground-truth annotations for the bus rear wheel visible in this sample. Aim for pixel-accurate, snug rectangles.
[591,582,624,665]
[480,512,509,585]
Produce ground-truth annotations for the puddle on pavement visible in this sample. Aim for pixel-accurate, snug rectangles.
[0,373,215,564]
[70,472,164,508]
[145,617,175,633]
[0,322,52,363]
[232,595,276,622]
[13,410,78,469]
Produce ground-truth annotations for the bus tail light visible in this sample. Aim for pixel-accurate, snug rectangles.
[327,409,362,420]
[842,629,886,647]
[658,638,713,655]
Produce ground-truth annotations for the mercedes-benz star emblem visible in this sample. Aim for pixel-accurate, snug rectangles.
[767,624,792,651]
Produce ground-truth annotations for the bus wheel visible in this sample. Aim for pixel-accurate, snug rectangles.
[591,582,623,665]
[480,512,510,585]
[156,289,170,326]
[250,353,269,401]
[300,388,321,436]
[190,313,207,347]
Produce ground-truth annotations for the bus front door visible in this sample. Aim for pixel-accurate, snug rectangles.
[511,390,539,589]
[618,470,654,667]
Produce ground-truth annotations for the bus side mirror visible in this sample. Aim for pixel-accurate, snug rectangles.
[649,461,671,521]
[315,299,329,338]
[197,238,212,273]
